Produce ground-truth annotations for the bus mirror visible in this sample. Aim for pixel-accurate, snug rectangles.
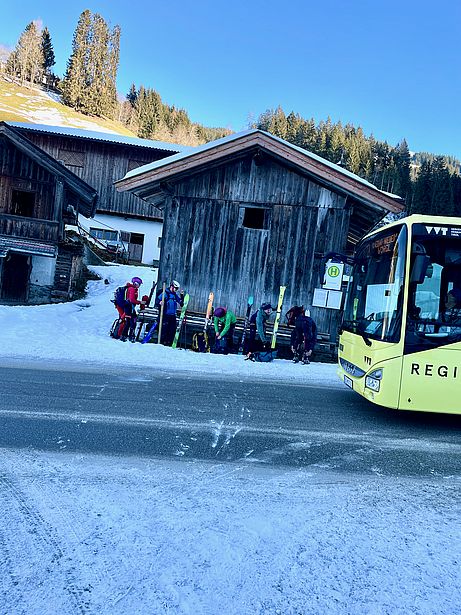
[410,255,431,284]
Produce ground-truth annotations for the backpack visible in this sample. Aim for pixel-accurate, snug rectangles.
[213,336,228,354]
[285,305,304,326]
[192,331,210,353]
[112,285,127,306]
[252,350,277,362]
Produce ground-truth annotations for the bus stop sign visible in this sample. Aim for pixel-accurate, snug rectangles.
[323,260,344,291]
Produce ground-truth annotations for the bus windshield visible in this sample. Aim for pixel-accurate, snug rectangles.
[342,225,407,343]
[405,223,461,351]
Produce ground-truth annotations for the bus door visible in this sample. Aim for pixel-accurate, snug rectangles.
[400,224,461,413]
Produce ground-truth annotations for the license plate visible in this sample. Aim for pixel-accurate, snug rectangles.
[344,375,353,389]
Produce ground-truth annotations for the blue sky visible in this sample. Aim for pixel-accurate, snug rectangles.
[2,0,461,159]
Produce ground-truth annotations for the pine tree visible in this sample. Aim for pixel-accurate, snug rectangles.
[83,13,110,115]
[6,21,43,85]
[127,83,138,106]
[392,139,412,202]
[41,27,55,74]
[61,10,92,110]
[61,10,120,117]
[411,160,433,214]
[431,157,454,216]
[104,23,120,117]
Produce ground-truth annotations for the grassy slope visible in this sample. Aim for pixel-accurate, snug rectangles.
[0,77,136,136]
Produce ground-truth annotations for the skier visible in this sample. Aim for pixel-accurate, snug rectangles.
[155,280,184,346]
[213,307,237,354]
[245,302,273,359]
[115,276,146,342]
[290,308,317,364]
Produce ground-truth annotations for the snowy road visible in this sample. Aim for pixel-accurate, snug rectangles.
[1,364,460,478]
[0,266,460,614]
[0,366,460,614]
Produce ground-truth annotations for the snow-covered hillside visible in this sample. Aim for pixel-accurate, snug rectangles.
[0,77,133,135]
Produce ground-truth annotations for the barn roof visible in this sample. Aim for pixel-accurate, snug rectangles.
[0,122,98,217]
[115,129,403,218]
[8,122,188,154]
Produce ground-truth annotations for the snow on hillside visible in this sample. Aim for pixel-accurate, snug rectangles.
[0,77,123,134]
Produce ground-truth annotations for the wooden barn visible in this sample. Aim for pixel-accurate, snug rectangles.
[0,122,97,304]
[8,122,185,265]
[115,129,403,339]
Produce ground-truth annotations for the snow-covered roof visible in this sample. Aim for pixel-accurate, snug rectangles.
[118,129,403,214]
[8,122,188,153]
[120,128,391,196]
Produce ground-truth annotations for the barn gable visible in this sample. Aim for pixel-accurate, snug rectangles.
[115,130,404,337]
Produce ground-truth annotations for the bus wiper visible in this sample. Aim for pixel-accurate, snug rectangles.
[340,319,372,345]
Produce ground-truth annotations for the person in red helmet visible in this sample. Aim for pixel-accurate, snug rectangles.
[213,306,237,353]
[117,276,146,342]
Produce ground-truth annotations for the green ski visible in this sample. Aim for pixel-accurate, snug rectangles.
[271,285,287,349]
[171,293,190,349]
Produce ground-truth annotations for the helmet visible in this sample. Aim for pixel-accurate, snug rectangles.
[131,277,143,286]
[171,280,180,290]
[214,307,226,318]
[261,302,273,311]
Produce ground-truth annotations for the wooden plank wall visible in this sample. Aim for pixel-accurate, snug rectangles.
[20,132,168,220]
[158,154,350,336]
[0,136,57,221]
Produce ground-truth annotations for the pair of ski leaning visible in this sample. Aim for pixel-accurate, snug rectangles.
[114,280,315,362]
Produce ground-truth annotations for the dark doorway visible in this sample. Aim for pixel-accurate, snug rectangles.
[1,253,30,302]
[11,190,35,217]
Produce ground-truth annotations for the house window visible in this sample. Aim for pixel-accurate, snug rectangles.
[241,206,268,230]
[58,149,85,168]
[11,190,35,217]
[89,228,118,242]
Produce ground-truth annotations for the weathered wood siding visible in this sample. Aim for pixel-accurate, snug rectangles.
[0,136,57,221]
[158,154,351,336]
[20,132,168,220]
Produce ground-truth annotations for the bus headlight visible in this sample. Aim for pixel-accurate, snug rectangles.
[365,369,383,392]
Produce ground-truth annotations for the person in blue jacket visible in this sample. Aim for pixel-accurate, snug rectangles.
[155,280,184,345]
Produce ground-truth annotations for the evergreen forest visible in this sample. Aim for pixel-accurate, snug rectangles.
[2,11,461,217]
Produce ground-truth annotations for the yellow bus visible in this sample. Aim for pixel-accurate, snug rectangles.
[338,214,461,414]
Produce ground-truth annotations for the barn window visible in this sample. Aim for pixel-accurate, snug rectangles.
[11,190,35,217]
[241,206,267,230]
[58,149,85,168]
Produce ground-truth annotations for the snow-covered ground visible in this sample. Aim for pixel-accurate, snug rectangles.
[0,264,340,386]
[0,265,459,614]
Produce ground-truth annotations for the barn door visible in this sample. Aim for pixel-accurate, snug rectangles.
[1,252,30,302]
